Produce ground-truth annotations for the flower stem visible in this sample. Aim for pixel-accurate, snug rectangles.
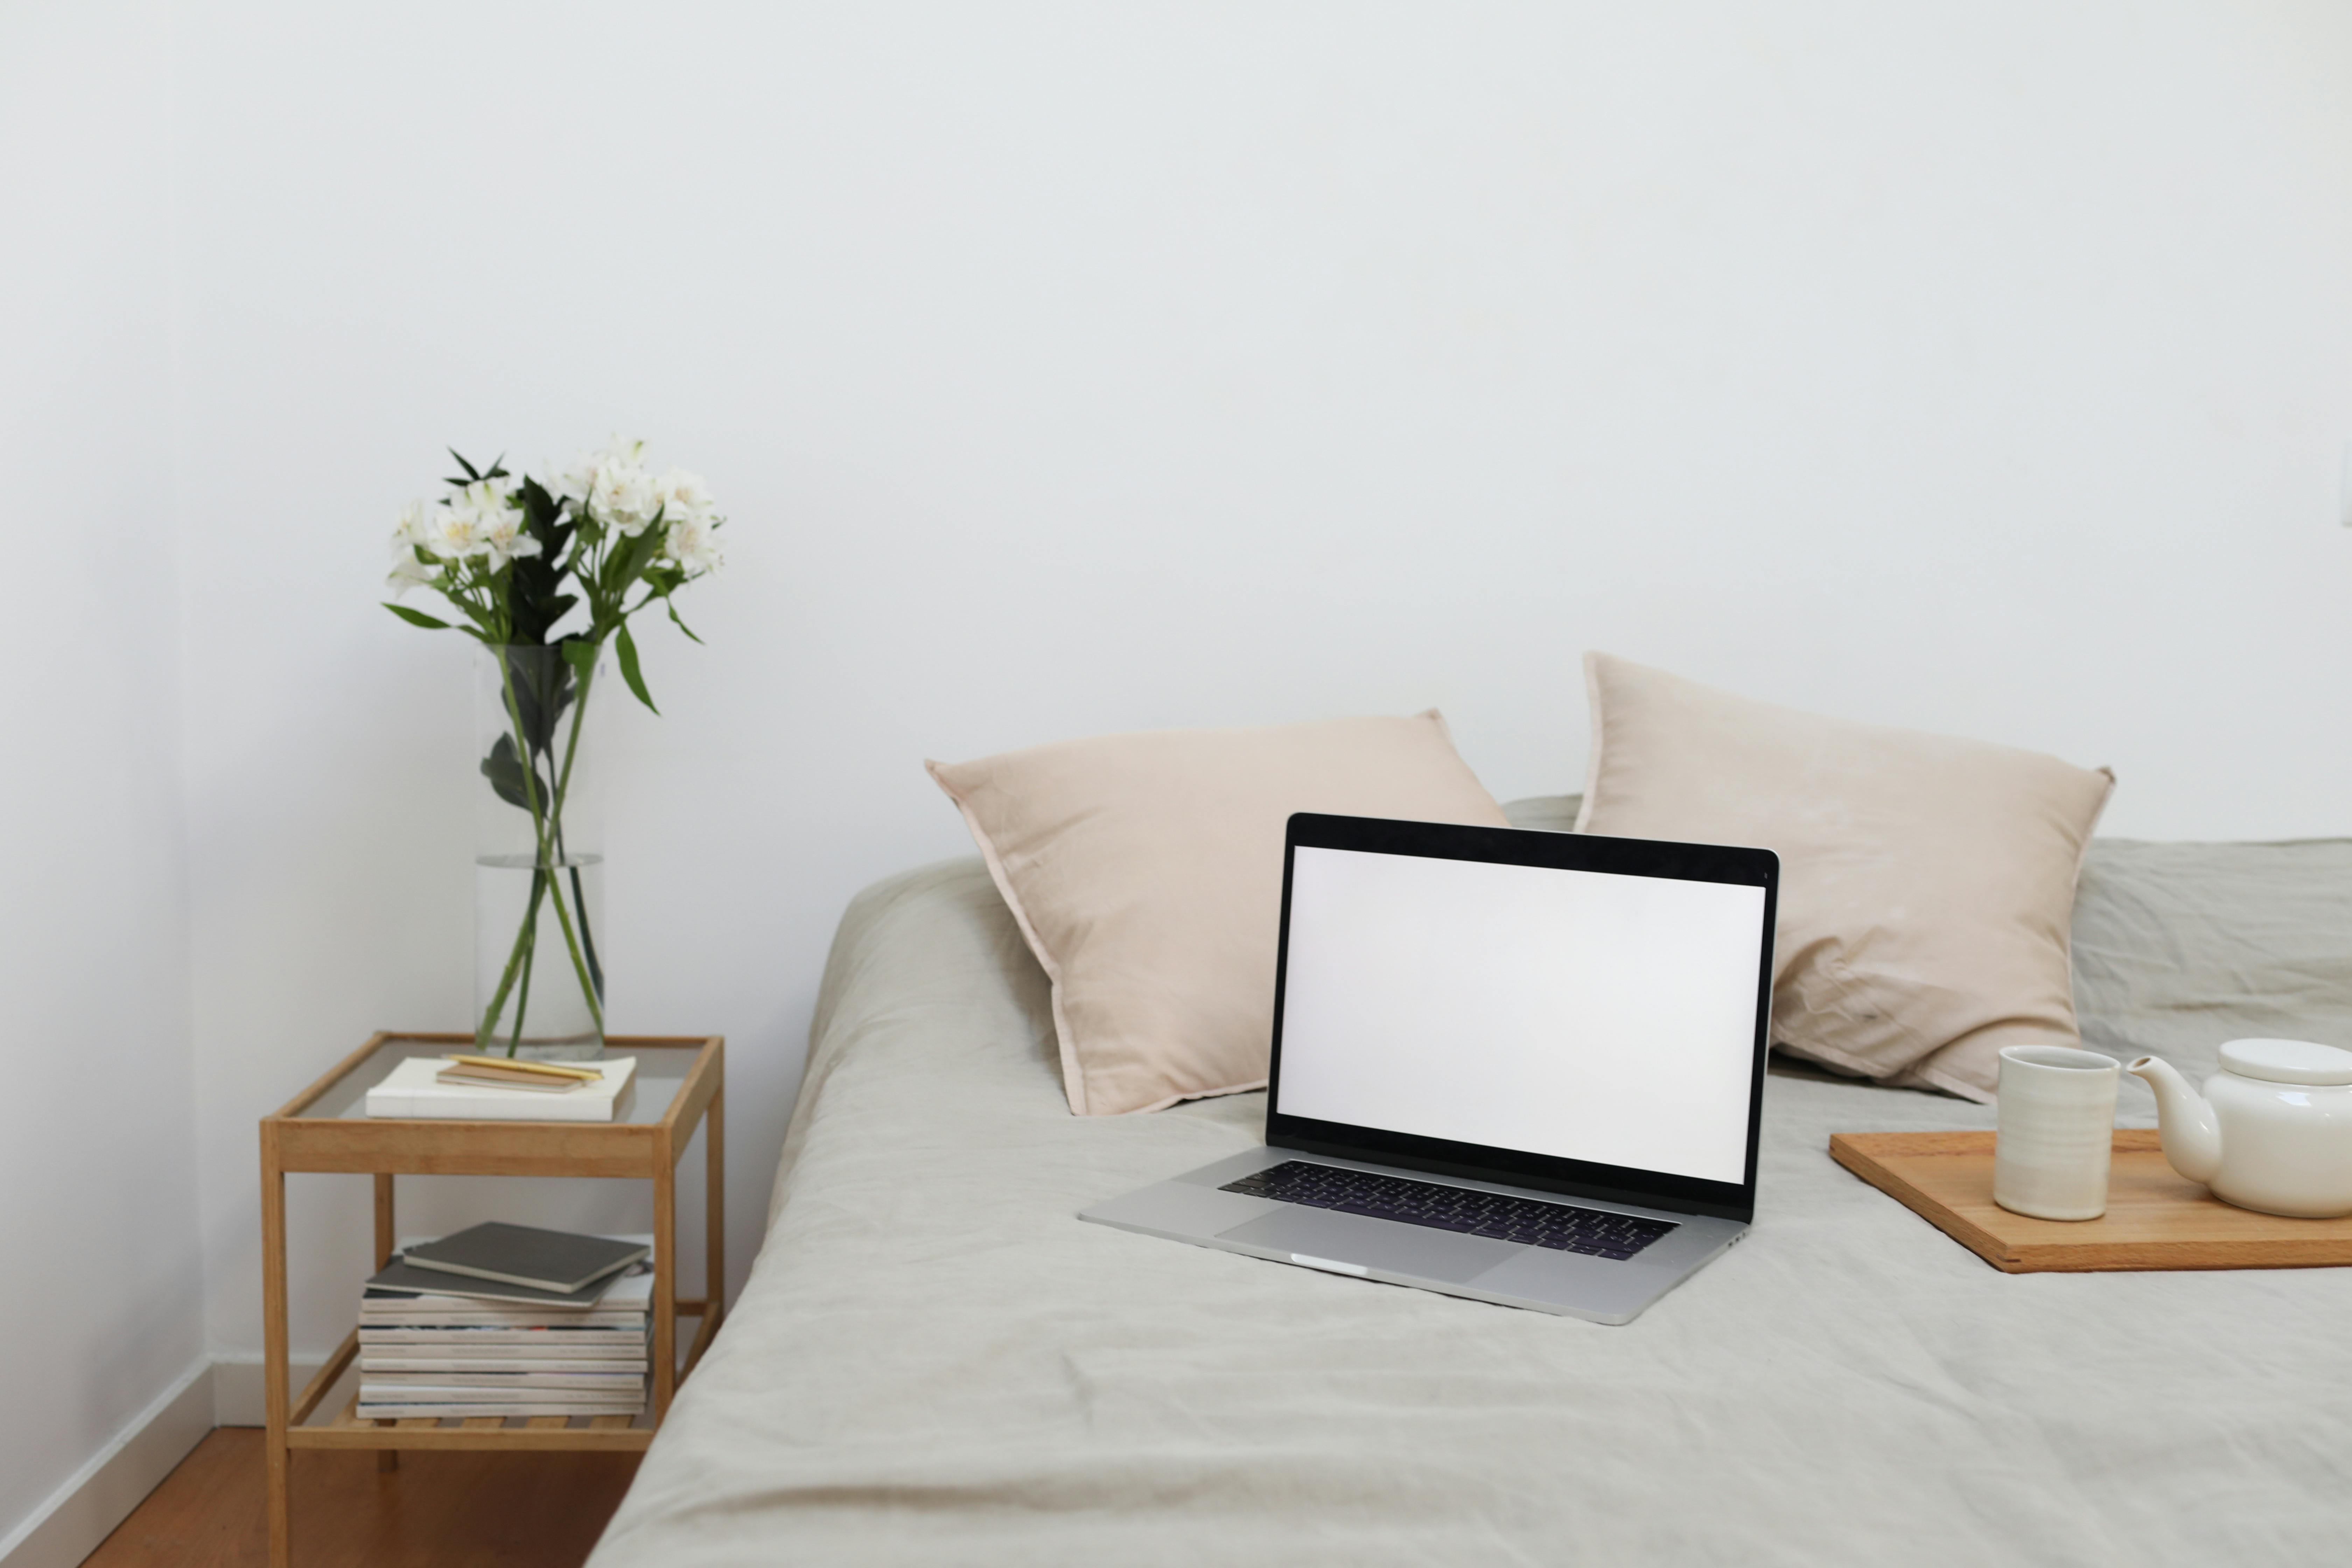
[490,651,604,1043]
[553,663,593,814]
[535,853,604,1034]
[474,889,539,1051]
[550,665,604,997]
[506,870,545,1056]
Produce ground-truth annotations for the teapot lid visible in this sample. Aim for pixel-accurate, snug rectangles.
[2218,1038,2352,1086]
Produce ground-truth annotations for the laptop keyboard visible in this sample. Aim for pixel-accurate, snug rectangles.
[1221,1161,1674,1260]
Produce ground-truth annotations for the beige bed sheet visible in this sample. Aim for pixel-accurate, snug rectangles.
[590,809,2352,1566]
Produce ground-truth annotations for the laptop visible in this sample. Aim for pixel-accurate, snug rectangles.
[1079,811,1778,1324]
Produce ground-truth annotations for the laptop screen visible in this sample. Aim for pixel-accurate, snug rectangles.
[1272,842,1769,1187]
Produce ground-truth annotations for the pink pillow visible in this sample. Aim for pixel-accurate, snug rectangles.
[1575,653,2114,1101]
[928,713,1510,1114]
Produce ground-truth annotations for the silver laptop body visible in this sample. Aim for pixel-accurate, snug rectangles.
[1081,812,1779,1325]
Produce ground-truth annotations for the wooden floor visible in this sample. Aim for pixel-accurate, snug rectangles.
[81,1429,642,1568]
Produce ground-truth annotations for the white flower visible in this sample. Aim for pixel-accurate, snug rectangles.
[417,478,520,562]
[590,451,659,535]
[456,476,517,513]
[386,542,439,596]
[417,498,485,561]
[548,436,645,507]
[393,497,437,548]
[655,467,720,528]
[474,507,544,570]
[544,445,605,505]
[661,510,725,576]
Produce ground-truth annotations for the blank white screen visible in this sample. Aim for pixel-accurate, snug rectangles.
[1275,847,1765,1185]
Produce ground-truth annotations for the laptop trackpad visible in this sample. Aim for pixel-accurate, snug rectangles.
[1219,1208,1520,1284]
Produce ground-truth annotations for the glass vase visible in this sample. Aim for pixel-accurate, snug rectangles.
[474,643,606,1059]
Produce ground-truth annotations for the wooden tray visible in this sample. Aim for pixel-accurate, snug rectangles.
[1828,1129,2352,1273]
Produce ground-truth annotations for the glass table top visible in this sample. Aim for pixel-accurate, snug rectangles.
[294,1037,701,1125]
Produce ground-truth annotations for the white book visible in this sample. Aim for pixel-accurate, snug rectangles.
[360,1370,646,1390]
[360,1356,648,1373]
[359,1326,649,1345]
[359,1380,643,1402]
[355,1401,643,1420]
[365,1054,638,1122]
[360,1311,647,1328]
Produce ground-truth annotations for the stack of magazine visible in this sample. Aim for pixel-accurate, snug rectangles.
[356,1222,652,1421]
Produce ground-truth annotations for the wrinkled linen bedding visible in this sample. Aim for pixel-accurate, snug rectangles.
[591,805,2352,1567]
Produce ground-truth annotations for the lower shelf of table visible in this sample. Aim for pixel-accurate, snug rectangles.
[289,1395,654,1451]
[279,1297,718,1455]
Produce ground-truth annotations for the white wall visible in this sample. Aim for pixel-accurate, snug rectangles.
[0,0,207,1546]
[20,0,2352,1381]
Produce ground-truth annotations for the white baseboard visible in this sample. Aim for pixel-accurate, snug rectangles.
[210,1354,328,1429]
[0,1358,214,1568]
[0,1351,336,1568]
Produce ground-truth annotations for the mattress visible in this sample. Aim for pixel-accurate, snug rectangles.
[589,802,2352,1566]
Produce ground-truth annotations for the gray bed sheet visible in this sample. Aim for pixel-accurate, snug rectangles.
[591,803,2352,1567]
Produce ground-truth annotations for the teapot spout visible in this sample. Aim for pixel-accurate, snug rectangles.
[2126,1056,2222,1185]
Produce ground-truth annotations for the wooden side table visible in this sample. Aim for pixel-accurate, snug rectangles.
[259,1032,724,1568]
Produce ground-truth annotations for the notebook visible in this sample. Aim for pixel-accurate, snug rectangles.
[364,1053,639,1121]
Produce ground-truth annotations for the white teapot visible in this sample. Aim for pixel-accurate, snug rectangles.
[2127,1040,2352,1218]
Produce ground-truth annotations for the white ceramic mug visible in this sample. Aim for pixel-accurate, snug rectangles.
[1994,1046,2120,1221]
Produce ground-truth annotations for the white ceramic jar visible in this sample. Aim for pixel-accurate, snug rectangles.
[2128,1040,2352,1218]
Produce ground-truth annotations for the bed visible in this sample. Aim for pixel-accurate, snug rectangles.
[588,799,2352,1566]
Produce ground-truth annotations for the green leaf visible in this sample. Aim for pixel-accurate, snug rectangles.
[497,645,574,754]
[383,602,453,630]
[560,637,599,679]
[505,476,583,647]
[479,733,554,814]
[663,595,704,644]
[446,448,482,484]
[602,522,665,599]
[614,622,658,714]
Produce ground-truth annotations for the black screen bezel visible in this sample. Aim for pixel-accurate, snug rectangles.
[1264,813,1778,1224]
